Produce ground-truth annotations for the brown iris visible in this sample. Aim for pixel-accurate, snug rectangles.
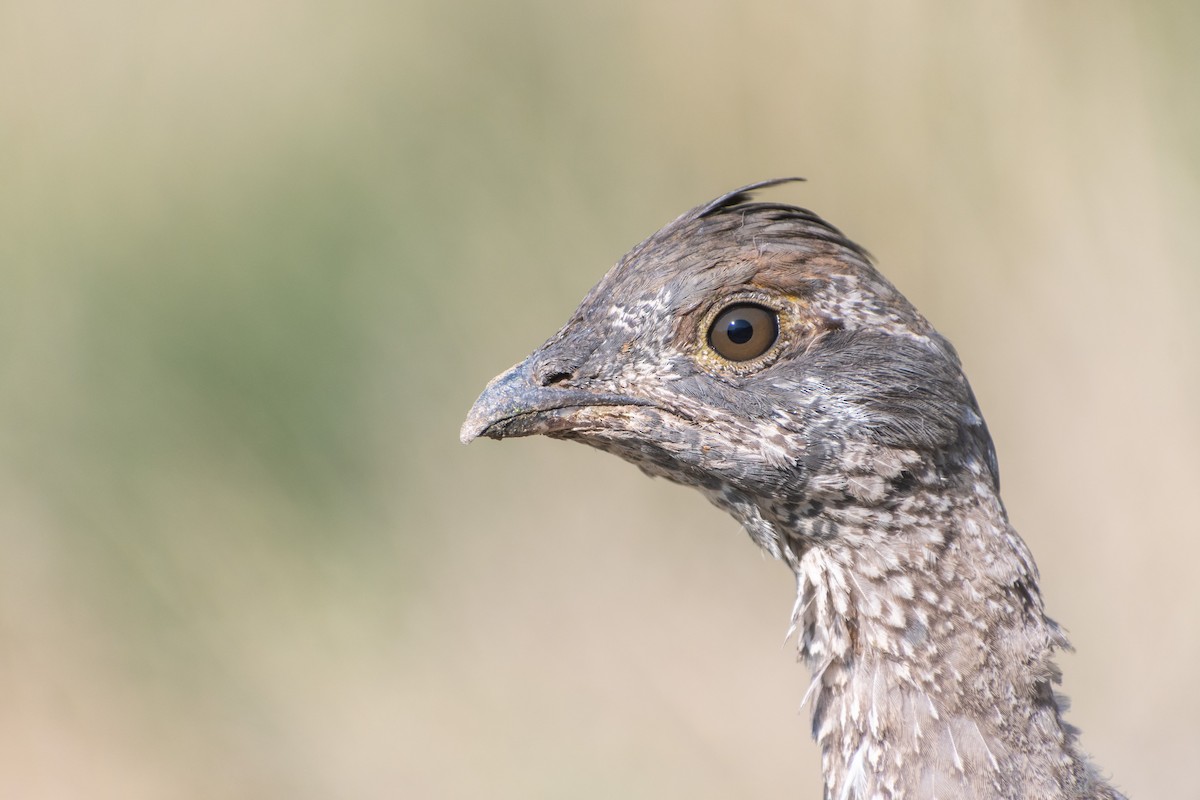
[708,303,778,362]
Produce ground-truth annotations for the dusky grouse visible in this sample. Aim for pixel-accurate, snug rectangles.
[462,179,1124,800]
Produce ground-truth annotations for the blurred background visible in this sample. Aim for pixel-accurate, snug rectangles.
[1,1,1197,797]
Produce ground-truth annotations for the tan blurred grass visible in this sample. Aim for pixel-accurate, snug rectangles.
[0,1,1197,798]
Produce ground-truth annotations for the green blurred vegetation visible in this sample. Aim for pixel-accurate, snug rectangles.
[0,1,1197,798]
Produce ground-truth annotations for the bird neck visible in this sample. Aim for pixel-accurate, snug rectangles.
[785,477,1110,799]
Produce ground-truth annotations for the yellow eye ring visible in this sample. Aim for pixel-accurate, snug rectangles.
[707,303,778,362]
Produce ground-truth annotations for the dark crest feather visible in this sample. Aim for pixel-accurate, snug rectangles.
[690,177,873,263]
[693,177,807,219]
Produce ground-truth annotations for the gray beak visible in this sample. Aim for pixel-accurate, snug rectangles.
[460,356,646,444]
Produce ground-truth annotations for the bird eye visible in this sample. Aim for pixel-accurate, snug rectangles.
[707,303,778,362]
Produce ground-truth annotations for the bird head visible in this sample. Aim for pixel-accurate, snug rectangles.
[462,179,997,558]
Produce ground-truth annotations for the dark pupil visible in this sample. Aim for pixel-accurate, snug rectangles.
[726,318,754,345]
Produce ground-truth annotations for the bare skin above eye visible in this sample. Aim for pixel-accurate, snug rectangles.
[462,179,1126,800]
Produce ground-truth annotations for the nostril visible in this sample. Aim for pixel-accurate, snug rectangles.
[534,356,580,387]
